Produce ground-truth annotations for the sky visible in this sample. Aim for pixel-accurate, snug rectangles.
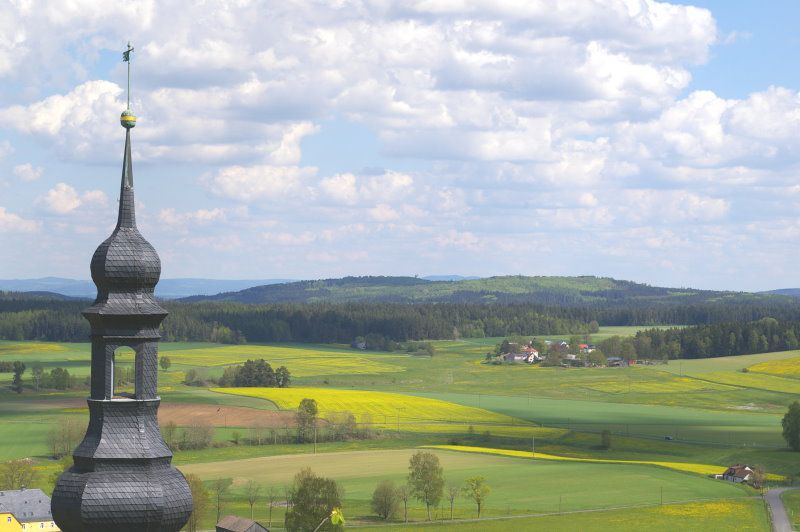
[1,0,800,291]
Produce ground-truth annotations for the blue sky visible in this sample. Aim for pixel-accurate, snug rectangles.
[1,1,800,291]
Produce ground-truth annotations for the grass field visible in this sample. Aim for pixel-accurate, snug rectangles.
[0,336,795,530]
[180,448,755,528]
[355,499,770,531]
[413,391,785,447]
[425,445,783,480]
[783,489,800,530]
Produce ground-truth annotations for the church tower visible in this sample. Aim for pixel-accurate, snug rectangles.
[51,44,193,532]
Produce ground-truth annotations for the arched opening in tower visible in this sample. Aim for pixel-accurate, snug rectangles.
[112,346,136,399]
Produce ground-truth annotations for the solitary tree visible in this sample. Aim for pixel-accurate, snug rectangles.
[601,429,612,450]
[783,401,800,451]
[407,451,444,520]
[185,474,209,532]
[284,468,343,532]
[266,487,279,527]
[159,356,171,371]
[211,477,233,523]
[296,398,318,443]
[397,485,410,522]
[11,361,25,393]
[32,365,43,391]
[246,480,261,519]
[371,480,399,520]
[447,485,459,519]
[462,476,490,518]
[276,366,291,388]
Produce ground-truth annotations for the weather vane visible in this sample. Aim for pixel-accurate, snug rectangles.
[122,41,134,110]
[120,42,137,129]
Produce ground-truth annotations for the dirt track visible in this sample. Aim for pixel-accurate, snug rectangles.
[35,398,298,428]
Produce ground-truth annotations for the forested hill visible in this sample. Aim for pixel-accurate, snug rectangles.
[181,275,785,307]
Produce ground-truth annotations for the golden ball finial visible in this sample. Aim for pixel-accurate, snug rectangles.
[121,110,137,129]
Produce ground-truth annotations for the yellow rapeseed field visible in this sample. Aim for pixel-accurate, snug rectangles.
[425,444,783,479]
[167,344,405,376]
[748,356,800,377]
[0,342,67,355]
[210,387,544,437]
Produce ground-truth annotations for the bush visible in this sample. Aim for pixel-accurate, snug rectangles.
[371,480,399,520]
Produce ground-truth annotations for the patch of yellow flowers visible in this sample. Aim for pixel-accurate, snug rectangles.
[426,444,784,480]
[211,387,528,428]
[748,355,800,377]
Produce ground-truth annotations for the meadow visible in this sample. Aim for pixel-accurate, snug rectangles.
[354,499,770,531]
[179,448,755,529]
[783,489,800,529]
[1,330,798,529]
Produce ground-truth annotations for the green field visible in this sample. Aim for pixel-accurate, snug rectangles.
[1,334,797,529]
[180,448,755,528]
[355,499,770,531]
[783,489,800,530]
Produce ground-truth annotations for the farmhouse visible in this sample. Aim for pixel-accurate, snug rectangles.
[716,464,754,483]
[216,515,269,532]
[0,488,59,531]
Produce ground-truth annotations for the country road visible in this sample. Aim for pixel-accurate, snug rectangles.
[767,488,798,532]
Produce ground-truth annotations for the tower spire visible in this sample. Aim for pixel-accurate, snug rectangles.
[119,42,137,229]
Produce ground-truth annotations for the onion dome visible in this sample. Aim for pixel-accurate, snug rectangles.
[87,116,164,311]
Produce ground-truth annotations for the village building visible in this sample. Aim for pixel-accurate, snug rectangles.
[716,464,754,483]
[216,515,270,532]
[0,489,59,531]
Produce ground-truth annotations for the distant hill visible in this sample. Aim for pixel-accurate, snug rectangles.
[180,275,786,306]
[0,277,293,299]
[762,288,800,298]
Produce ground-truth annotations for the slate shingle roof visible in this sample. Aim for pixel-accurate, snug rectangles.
[0,488,53,523]
[217,515,269,532]
[50,110,192,532]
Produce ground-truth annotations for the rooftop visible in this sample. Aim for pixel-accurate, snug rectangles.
[0,488,53,523]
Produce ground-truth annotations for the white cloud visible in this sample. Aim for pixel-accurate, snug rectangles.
[41,183,107,214]
[320,171,414,206]
[0,207,39,233]
[209,165,317,202]
[159,207,226,226]
[13,163,43,181]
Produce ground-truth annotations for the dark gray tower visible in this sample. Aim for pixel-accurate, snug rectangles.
[51,44,192,532]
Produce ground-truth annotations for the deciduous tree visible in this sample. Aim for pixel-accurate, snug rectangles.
[185,473,209,532]
[296,398,318,443]
[11,361,25,393]
[782,401,800,451]
[245,479,261,519]
[462,476,490,518]
[211,477,233,522]
[407,451,444,520]
[0,458,36,490]
[284,468,343,532]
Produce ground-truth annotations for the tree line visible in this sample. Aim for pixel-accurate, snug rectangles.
[5,291,800,350]
[616,317,800,360]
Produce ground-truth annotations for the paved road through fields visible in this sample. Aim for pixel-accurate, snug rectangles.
[767,488,797,532]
